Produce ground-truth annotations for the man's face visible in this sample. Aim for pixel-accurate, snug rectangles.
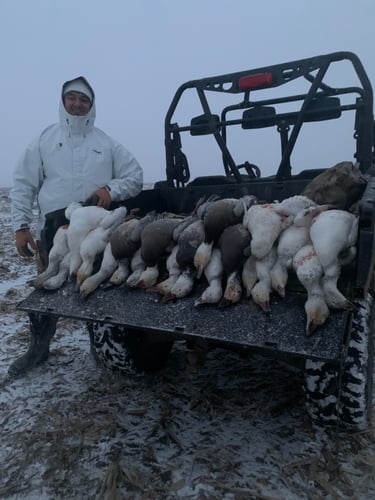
[63,91,92,116]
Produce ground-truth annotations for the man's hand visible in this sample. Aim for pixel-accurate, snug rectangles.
[15,229,37,257]
[86,187,112,209]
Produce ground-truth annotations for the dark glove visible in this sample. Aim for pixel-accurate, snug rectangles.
[15,228,37,257]
[86,187,112,209]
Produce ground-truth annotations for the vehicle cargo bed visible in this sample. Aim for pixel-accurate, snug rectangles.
[17,284,347,362]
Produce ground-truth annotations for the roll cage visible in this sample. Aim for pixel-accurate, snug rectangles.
[164,51,374,187]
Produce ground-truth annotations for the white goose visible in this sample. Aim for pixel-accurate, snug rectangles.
[273,195,317,217]
[194,247,223,307]
[65,204,111,278]
[80,242,118,298]
[135,264,160,289]
[126,248,146,287]
[76,206,127,286]
[242,255,257,298]
[220,271,243,307]
[42,251,71,290]
[244,203,293,260]
[309,209,358,309]
[161,267,196,302]
[270,224,311,298]
[109,259,130,286]
[270,204,332,297]
[251,246,277,313]
[147,245,181,296]
[33,225,69,288]
[292,244,329,335]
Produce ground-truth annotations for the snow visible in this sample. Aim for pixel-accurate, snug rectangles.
[0,187,374,499]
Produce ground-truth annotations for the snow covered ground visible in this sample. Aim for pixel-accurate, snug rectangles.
[0,187,374,499]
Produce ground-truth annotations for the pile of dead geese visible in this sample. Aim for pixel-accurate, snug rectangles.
[32,161,366,335]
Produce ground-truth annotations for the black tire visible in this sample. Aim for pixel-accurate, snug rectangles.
[88,321,174,373]
[304,294,374,430]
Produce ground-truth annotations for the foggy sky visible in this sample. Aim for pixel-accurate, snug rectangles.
[1,0,374,188]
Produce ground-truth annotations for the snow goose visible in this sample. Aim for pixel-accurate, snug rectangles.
[64,201,82,220]
[161,267,196,303]
[176,219,205,270]
[33,225,69,288]
[273,195,317,218]
[244,203,293,260]
[159,218,207,303]
[107,212,158,287]
[127,210,158,244]
[242,255,257,298]
[109,217,140,261]
[80,242,118,298]
[147,245,181,296]
[134,216,183,288]
[292,244,329,335]
[148,217,205,298]
[219,271,243,308]
[250,246,277,313]
[309,209,358,310]
[141,216,183,264]
[65,204,111,278]
[270,224,311,298]
[76,206,127,286]
[270,203,330,297]
[42,252,71,290]
[126,248,146,287]
[194,248,223,307]
[217,223,251,307]
[194,195,256,278]
[109,259,130,286]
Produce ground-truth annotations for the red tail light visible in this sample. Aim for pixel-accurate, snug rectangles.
[238,72,273,90]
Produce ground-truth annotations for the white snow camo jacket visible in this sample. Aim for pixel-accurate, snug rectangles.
[11,79,143,233]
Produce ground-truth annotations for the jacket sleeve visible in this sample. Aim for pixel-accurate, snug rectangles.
[106,140,143,202]
[10,137,44,232]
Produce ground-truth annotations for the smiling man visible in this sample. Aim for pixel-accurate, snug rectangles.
[9,76,143,376]
[63,79,93,116]
[11,76,143,260]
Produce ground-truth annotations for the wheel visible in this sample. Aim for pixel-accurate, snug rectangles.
[304,294,374,430]
[87,321,174,373]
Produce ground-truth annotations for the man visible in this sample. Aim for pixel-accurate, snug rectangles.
[9,76,143,376]
[12,76,143,260]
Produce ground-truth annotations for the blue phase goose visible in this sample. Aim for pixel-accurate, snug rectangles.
[217,223,251,308]
[194,195,257,279]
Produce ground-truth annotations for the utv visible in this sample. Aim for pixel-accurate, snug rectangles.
[17,51,375,430]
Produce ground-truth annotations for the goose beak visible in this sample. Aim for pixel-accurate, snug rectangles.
[79,289,89,300]
[218,297,234,309]
[258,300,271,314]
[306,320,319,336]
[160,292,177,304]
[195,265,204,280]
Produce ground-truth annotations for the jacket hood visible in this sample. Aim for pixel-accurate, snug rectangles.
[62,76,95,103]
[59,76,96,135]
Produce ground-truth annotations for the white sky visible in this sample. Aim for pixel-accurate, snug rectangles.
[1,0,374,187]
